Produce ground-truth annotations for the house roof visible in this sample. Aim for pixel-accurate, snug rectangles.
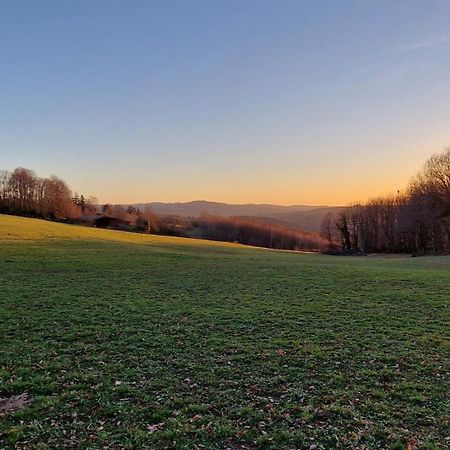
[95,216,131,224]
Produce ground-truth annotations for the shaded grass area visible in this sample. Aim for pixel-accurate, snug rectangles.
[0,215,449,449]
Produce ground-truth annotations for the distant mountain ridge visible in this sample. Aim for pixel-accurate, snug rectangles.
[131,201,343,233]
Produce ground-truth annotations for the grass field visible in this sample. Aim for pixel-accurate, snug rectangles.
[0,214,449,449]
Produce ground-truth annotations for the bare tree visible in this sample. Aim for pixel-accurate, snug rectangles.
[0,167,81,219]
[320,212,334,249]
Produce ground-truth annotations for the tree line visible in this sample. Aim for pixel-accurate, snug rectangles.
[193,215,327,251]
[91,209,327,251]
[0,168,92,219]
[0,167,326,251]
[3,147,448,254]
[321,148,450,254]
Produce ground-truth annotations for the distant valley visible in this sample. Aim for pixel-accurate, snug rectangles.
[132,201,343,233]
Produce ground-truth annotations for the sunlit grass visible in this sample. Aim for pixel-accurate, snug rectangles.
[0,214,254,249]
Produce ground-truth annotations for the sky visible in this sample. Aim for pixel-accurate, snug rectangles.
[1,0,450,206]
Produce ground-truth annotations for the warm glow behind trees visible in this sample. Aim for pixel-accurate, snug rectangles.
[326,148,450,254]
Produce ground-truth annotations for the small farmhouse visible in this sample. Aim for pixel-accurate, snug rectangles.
[94,216,131,230]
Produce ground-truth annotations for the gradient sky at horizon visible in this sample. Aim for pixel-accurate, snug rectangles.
[1,0,450,206]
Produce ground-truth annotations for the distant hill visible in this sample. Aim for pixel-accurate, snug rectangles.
[132,201,343,233]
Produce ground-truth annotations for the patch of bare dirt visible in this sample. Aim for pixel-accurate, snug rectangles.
[0,393,32,418]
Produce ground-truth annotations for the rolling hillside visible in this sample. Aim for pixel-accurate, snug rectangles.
[132,201,343,233]
[0,215,449,449]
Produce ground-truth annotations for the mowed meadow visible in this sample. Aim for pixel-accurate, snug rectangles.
[0,215,449,449]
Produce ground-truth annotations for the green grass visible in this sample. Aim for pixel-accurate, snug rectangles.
[0,214,449,449]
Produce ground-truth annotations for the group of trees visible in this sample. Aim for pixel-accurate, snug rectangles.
[3,147,449,255]
[0,168,91,219]
[0,168,188,237]
[92,208,327,251]
[322,148,450,254]
[194,215,327,251]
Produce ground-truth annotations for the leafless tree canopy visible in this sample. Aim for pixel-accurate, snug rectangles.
[324,148,450,254]
[0,168,81,219]
[3,148,449,255]
[193,214,327,251]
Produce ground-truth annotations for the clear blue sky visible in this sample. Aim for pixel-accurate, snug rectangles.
[1,0,450,205]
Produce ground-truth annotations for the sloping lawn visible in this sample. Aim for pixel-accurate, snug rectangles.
[0,215,449,449]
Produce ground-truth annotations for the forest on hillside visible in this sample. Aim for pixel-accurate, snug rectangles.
[0,169,326,251]
[321,148,450,255]
[1,148,449,254]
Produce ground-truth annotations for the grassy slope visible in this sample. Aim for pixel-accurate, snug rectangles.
[0,215,449,449]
